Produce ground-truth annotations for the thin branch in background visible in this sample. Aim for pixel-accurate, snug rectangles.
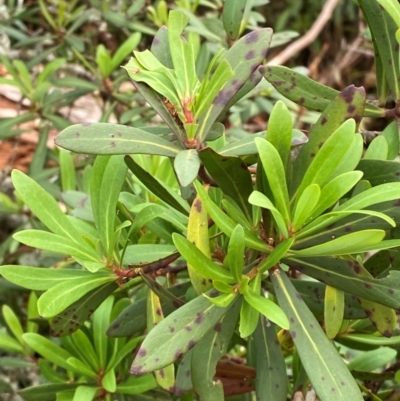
[267,0,342,66]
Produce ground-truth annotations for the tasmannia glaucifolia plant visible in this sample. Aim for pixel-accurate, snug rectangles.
[4,1,400,400]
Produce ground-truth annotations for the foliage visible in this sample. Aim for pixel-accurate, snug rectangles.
[2,1,400,401]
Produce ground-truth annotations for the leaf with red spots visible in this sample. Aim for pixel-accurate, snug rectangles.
[289,85,366,199]
[196,28,273,142]
[175,350,194,396]
[284,256,400,310]
[55,122,181,158]
[357,298,396,337]
[271,267,364,401]
[199,147,253,221]
[107,281,191,338]
[191,300,240,401]
[130,292,231,373]
[263,65,384,117]
[252,316,288,401]
[50,281,118,337]
[358,0,400,101]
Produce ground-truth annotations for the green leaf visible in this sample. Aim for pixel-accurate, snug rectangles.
[0,333,23,353]
[222,0,247,39]
[168,10,199,99]
[18,384,80,401]
[359,0,400,99]
[292,184,320,231]
[340,333,400,346]
[13,231,100,264]
[130,292,230,373]
[116,375,158,395]
[284,257,400,310]
[239,298,259,338]
[256,138,291,226]
[125,156,189,215]
[50,282,118,337]
[226,225,245,282]
[382,121,399,159]
[248,191,288,238]
[38,275,116,318]
[122,244,177,265]
[258,238,294,273]
[191,300,240,401]
[187,195,213,294]
[22,333,76,372]
[111,32,141,72]
[173,150,201,187]
[348,348,397,372]
[244,287,290,330]
[173,233,234,283]
[295,119,356,201]
[266,100,293,168]
[357,159,400,185]
[90,155,127,259]
[55,123,181,157]
[2,305,24,348]
[271,268,364,401]
[151,26,173,68]
[11,170,96,256]
[195,181,270,252]
[309,171,363,220]
[253,317,288,401]
[0,266,94,291]
[72,386,98,401]
[197,28,273,141]
[263,65,383,117]
[290,86,366,198]
[324,286,344,339]
[199,147,253,221]
[67,357,97,379]
[364,136,388,160]
[291,229,386,257]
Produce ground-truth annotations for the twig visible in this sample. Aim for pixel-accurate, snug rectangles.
[267,0,342,66]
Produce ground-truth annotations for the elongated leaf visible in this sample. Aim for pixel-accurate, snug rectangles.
[0,266,93,290]
[191,300,240,401]
[199,147,253,220]
[295,119,356,201]
[55,123,181,157]
[285,256,400,309]
[107,281,191,337]
[13,230,100,264]
[187,195,213,294]
[122,244,177,265]
[130,292,230,373]
[90,155,127,258]
[364,136,388,160]
[324,286,344,339]
[292,184,320,231]
[291,229,386,257]
[290,86,366,198]
[125,155,189,215]
[222,0,247,39]
[197,28,273,141]
[11,170,95,254]
[348,347,397,372]
[226,225,245,282]
[174,149,201,187]
[173,233,234,283]
[359,0,400,100]
[258,238,294,273]
[38,275,116,318]
[50,282,118,337]
[239,298,259,338]
[116,375,158,395]
[18,383,80,401]
[195,181,270,251]
[263,65,384,117]
[0,333,23,353]
[382,120,399,159]
[256,138,291,225]
[357,159,400,186]
[271,268,364,401]
[253,317,288,401]
[151,26,173,68]
[244,288,290,330]
[175,350,193,396]
[357,298,396,337]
